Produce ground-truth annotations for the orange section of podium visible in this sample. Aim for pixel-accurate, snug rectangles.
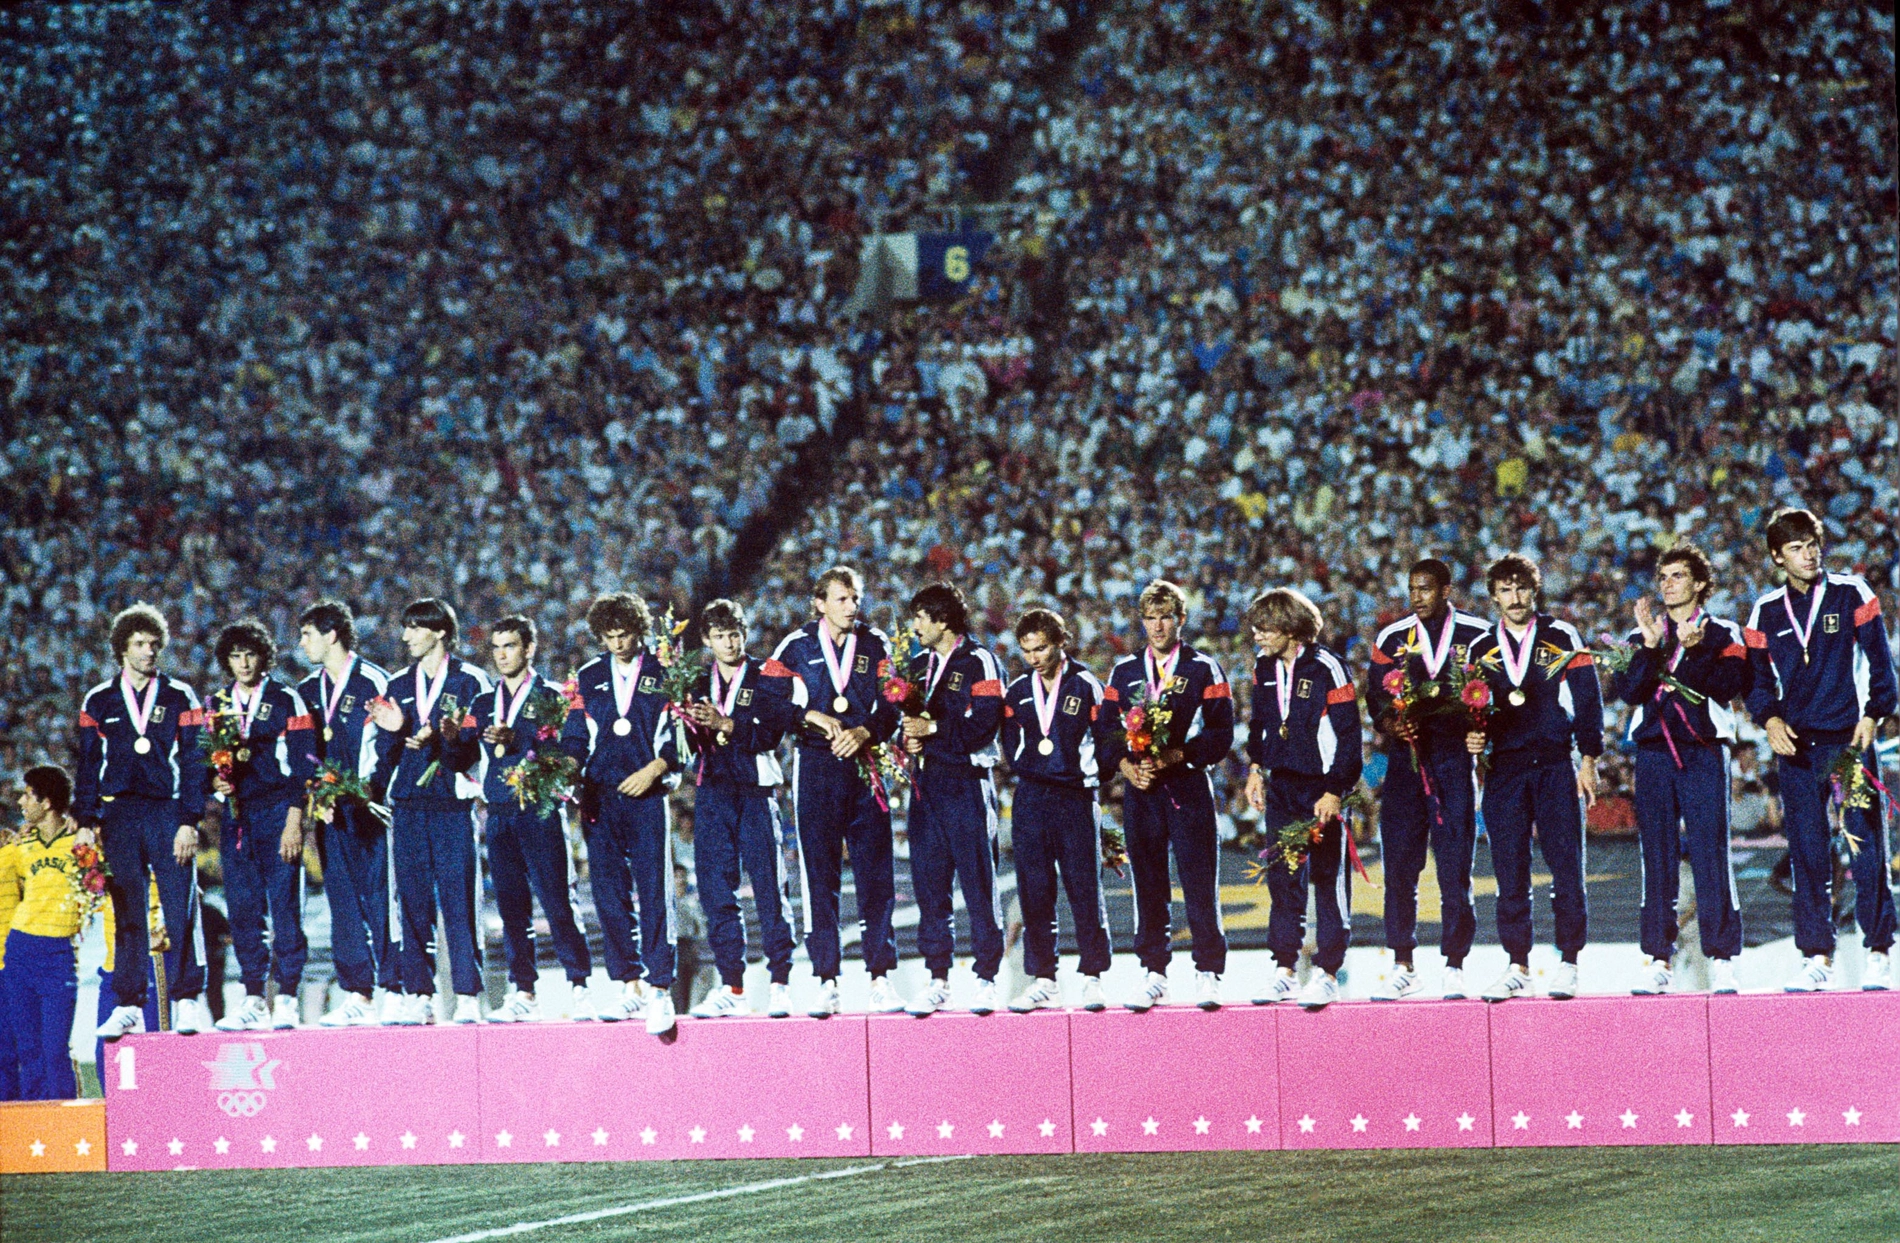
[0,1099,110,1174]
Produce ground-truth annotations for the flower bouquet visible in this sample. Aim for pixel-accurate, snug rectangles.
[198,690,247,821]
[70,836,111,925]
[305,760,372,823]
[1115,682,1178,770]
[1243,785,1374,878]
[503,685,581,818]
[416,693,466,788]
[1827,747,1879,856]
[1590,634,1708,705]
[653,605,708,712]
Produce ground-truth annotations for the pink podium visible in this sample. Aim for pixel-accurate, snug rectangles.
[1068,1006,1280,1153]
[104,1026,482,1171]
[1278,1000,1493,1149]
[867,1011,1073,1156]
[1488,995,1714,1147]
[1708,992,1900,1144]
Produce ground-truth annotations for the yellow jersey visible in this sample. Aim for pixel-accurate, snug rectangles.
[0,830,20,968]
[8,828,90,942]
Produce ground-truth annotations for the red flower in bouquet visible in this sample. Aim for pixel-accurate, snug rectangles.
[1123,705,1147,733]
[1460,678,1491,715]
[1381,668,1407,698]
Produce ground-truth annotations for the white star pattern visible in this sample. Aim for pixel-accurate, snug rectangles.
[1675,1109,1694,1128]
[447,1131,465,1149]
[836,1123,854,1141]
[1038,1120,1056,1138]
[28,1140,45,1158]
[1511,1112,1530,1131]
[400,1132,418,1150]
[1244,1116,1263,1134]
[1456,1113,1476,1133]
[1297,1115,1317,1134]
[1564,1111,1585,1130]
[936,1120,954,1139]
[307,1134,324,1152]
[261,1136,279,1153]
[987,1121,1005,1138]
[738,1125,755,1143]
[640,1127,658,1145]
[543,1129,561,1148]
[354,1133,371,1151]
[121,1139,138,1156]
[1786,1108,1805,1127]
[1192,1117,1211,1135]
[690,1126,707,1144]
[1090,1118,1109,1137]
[168,1138,185,1156]
[592,1128,610,1146]
[787,1124,804,1142]
[887,1121,905,1140]
[1140,1117,1160,1136]
[1403,1114,1421,1133]
[75,1138,92,1157]
[495,1131,512,1149]
[1350,1115,1369,1133]
[213,1138,230,1155]
[1843,1107,1862,1127]
[1730,1109,1749,1128]
[1619,1110,1639,1129]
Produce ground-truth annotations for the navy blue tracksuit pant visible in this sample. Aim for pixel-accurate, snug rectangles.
[694,782,796,988]
[221,798,308,995]
[908,764,1005,981]
[1778,739,1895,957]
[318,802,399,997]
[99,796,206,1006]
[391,803,483,996]
[585,788,676,988]
[794,748,898,981]
[0,966,17,1099]
[1635,744,1743,962]
[1263,772,1352,974]
[1483,756,1588,964]
[3,932,77,1100]
[1013,779,1113,979]
[1126,772,1227,975]
[489,805,592,991]
[1380,745,1478,967]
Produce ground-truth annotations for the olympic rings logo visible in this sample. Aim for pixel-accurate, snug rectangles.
[217,1091,268,1117]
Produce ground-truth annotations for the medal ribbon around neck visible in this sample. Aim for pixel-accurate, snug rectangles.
[924,638,960,705]
[1415,611,1457,680]
[1030,663,1062,744]
[612,653,644,722]
[320,655,358,736]
[1497,619,1538,690]
[818,625,858,708]
[495,671,537,732]
[1144,645,1181,701]
[1667,608,1706,674]
[121,670,160,745]
[416,658,452,726]
[231,680,266,740]
[712,661,746,719]
[1274,645,1303,727]
[1780,579,1826,663]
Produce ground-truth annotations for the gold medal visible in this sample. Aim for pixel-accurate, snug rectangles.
[236,747,251,763]
[1037,738,1055,756]
[323,726,335,742]
[1508,689,1527,707]
[612,718,633,737]
[1423,683,1441,698]
[133,736,153,755]
[833,695,850,714]
[493,743,507,758]
[1278,723,1289,739]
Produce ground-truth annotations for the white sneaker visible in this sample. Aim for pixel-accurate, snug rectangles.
[489,989,539,1023]
[1194,970,1223,1011]
[645,991,677,1035]
[1784,955,1836,993]
[868,975,908,1014]
[1862,950,1892,991]
[907,978,949,1017]
[767,982,793,1018]
[1709,959,1739,995]
[173,996,213,1034]
[691,985,749,1018]
[568,988,600,1022]
[1548,962,1580,999]
[1632,958,1672,996]
[1483,965,1532,1003]
[809,978,842,1017]
[378,991,409,1026]
[1298,970,1339,1011]
[450,993,483,1024]
[216,995,270,1032]
[1010,977,1059,1013]
[320,993,377,1028]
[600,979,648,1022]
[1253,966,1297,1005]
[97,1004,145,1042]
[271,994,301,1030]
[1441,967,1469,999]
[969,979,999,1015]
[1079,975,1108,1012]
[1125,970,1169,1012]
[1371,964,1422,1001]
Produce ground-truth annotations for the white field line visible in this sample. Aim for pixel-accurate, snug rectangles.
[421,1156,973,1243]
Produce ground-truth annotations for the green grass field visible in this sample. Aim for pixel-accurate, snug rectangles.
[3,1147,1896,1242]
